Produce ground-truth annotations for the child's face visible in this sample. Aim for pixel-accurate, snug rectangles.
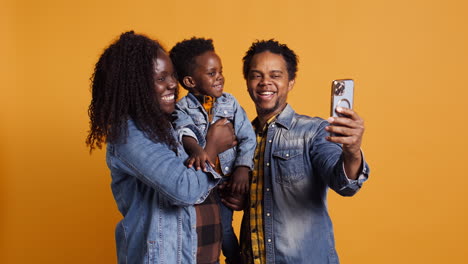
[190,51,224,98]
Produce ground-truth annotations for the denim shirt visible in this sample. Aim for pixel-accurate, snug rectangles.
[106,120,221,264]
[173,92,256,175]
[253,104,369,264]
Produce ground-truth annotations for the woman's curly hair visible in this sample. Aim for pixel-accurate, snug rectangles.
[86,31,178,152]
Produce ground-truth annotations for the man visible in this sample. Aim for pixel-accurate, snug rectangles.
[222,40,369,264]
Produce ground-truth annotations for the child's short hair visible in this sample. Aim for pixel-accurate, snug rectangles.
[170,37,215,90]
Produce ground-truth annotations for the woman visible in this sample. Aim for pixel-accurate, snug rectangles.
[86,31,235,263]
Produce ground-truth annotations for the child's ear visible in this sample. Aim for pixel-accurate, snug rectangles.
[183,76,196,89]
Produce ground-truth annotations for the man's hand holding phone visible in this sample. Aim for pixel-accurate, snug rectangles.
[325,79,365,180]
[325,107,364,156]
[326,79,363,153]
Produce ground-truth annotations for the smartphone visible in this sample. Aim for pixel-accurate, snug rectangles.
[330,79,354,136]
[330,79,354,117]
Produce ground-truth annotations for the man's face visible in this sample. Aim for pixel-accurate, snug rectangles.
[246,51,295,119]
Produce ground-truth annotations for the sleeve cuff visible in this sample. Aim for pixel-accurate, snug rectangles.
[177,128,198,143]
[194,166,222,204]
[341,149,370,188]
[234,156,254,171]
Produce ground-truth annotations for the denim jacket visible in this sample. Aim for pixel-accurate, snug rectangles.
[173,92,256,175]
[106,120,221,264]
[248,104,369,264]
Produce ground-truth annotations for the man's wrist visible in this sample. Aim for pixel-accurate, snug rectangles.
[342,148,362,161]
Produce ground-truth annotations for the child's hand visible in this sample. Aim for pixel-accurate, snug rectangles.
[229,166,250,195]
[218,182,247,211]
[182,136,214,171]
[186,147,213,172]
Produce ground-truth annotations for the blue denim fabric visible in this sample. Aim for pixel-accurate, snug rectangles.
[244,104,369,264]
[173,92,255,261]
[173,92,256,175]
[107,120,221,264]
[219,195,241,261]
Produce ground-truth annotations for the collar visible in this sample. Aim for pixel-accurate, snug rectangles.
[193,93,215,105]
[186,92,215,108]
[252,104,295,131]
[252,114,278,133]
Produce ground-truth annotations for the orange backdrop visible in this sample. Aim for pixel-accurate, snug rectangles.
[2,0,468,263]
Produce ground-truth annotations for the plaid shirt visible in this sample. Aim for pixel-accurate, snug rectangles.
[194,95,223,264]
[240,116,277,264]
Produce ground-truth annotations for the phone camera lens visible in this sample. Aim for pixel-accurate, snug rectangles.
[334,81,345,96]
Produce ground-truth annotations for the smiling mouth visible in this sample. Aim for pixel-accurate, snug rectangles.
[213,84,223,91]
[161,94,175,102]
[257,91,276,97]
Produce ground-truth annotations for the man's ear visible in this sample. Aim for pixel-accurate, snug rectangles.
[288,79,295,91]
[183,76,196,89]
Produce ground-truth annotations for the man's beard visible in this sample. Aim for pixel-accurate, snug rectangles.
[256,100,281,116]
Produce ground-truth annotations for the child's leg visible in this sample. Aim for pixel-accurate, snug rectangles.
[219,201,241,263]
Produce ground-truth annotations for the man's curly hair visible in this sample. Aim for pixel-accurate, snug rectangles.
[86,31,178,152]
[242,39,298,80]
[169,37,215,90]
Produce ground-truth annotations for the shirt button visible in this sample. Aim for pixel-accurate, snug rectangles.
[266,188,270,192]
[266,163,270,166]
[225,166,229,171]
[267,239,272,242]
[223,110,228,114]
[271,124,275,127]
[251,203,256,208]
[266,213,270,217]
[252,228,257,233]
[268,140,272,143]
[286,153,289,157]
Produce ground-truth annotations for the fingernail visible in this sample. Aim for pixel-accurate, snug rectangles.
[337,107,342,112]
[327,117,334,123]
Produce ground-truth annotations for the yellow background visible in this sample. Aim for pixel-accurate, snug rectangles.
[2,0,468,263]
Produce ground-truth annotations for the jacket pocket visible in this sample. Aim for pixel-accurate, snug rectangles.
[272,149,306,185]
[214,107,235,121]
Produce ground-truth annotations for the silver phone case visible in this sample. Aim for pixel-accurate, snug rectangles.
[330,79,354,117]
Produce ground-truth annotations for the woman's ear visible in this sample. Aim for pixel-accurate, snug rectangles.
[183,76,195,89]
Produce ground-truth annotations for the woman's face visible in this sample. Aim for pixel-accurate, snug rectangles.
[153,49,178,114]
